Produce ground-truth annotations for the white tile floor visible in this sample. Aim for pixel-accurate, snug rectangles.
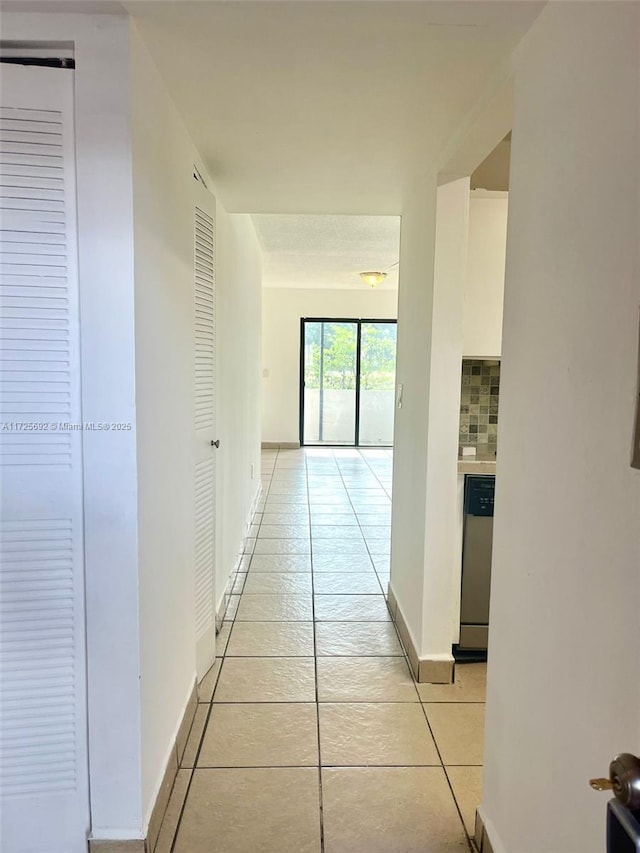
[155,448,485,853]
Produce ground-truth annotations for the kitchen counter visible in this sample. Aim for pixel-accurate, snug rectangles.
[457,456,497,475]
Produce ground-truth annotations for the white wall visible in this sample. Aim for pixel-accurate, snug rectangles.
[422,177,470,657]
[389,177,437,654]
[216,210,262,610]
[481,4,640,852]
[262,288,397,443]
[130,24,263,829]
[130,25,200,827]
[390,177,470,666]
[463,191,508,358]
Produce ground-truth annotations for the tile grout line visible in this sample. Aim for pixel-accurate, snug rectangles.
[168,448,280,852]
[346,454,400,646]
[356,447,394,501]
[306,450,326,853]
[416,697,475,852]
[331,450,473,835]
[166,448,476,852]
[310,448,394,852]
[369,440,476,853]
[329,451,408,668]
[354,456,473,849]
[332,452,388,600]
[310,453,407,662]
[339,453,391,577]
[198,698,418,704]
[190,762,468,770]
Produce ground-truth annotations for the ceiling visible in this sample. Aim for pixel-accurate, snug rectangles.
[5,1,531,290]
[252,214,400,290]
[125,1,543,214]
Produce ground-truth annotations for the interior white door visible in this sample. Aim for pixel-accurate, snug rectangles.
[193,179,217,679]
[0,64,89,851]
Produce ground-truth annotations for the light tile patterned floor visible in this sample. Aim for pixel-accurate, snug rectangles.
[155,448,485,853]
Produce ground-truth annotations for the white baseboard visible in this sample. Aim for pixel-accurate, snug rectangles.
[475,806,508,853]
[387,582,454,684]
[89,681,198,853]
[216,482,262,627]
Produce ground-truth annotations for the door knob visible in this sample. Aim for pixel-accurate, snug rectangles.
[590,753,640,810]
[211,439,220,448]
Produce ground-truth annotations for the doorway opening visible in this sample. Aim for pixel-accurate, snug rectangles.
[299,318,397,447]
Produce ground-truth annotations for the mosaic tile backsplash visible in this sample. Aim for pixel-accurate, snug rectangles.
[459,359,500,454]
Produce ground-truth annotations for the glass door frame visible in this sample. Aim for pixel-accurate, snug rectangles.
[299,317,398,447]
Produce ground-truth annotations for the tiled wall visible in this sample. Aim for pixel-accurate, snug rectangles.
[459,360,500,453]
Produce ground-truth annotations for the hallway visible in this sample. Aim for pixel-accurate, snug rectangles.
[156,448,486,852]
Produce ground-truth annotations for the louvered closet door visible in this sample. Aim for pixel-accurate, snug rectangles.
[193,180,217,679]
[0,65,89,852]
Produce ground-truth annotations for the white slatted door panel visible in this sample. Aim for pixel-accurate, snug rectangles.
[193,185,217,679]
[0,66,89,852]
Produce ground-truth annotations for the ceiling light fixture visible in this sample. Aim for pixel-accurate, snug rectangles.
[359,271,387,288]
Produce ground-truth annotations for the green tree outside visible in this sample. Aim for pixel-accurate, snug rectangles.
[360,323,396,390]
[304,322,396,391]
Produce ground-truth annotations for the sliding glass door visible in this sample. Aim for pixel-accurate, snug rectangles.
[302,321,358,445]
[300,319,397,447]
[359,322,397,446]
